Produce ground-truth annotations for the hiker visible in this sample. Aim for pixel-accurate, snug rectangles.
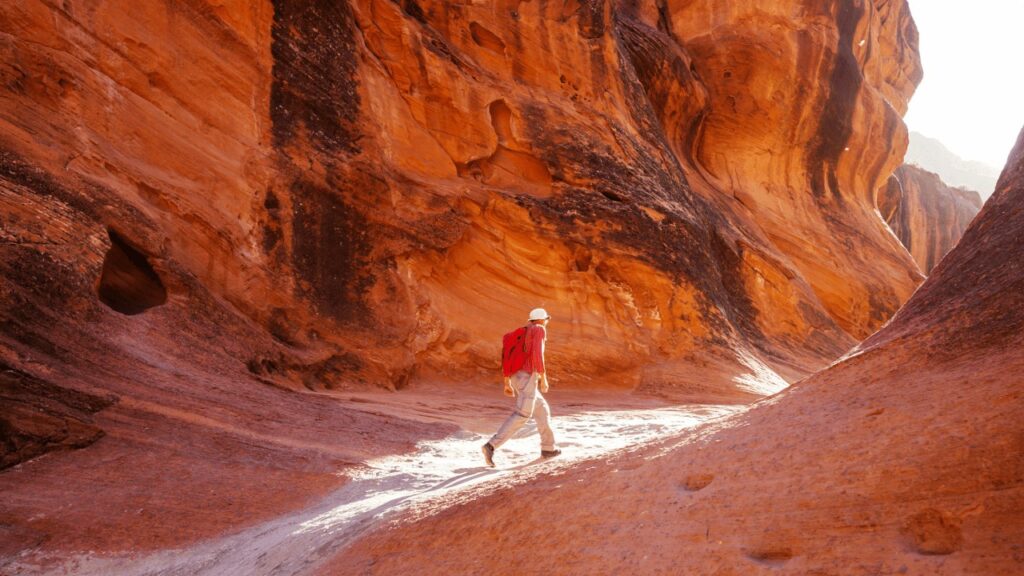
[481,307,561,467]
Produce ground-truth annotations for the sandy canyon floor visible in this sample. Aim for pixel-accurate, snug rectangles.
[6,384,743,575]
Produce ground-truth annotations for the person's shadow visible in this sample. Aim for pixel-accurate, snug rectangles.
[425,469,494,493]
[439,454,551,490]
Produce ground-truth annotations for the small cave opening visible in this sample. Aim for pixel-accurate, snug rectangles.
[97,229,167,315]
[470,21,506,54]
[488,99,515,145]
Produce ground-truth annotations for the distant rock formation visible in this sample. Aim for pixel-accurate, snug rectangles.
[879,164,982,273]
[332,124,1024,576]
[905,131,1001,199]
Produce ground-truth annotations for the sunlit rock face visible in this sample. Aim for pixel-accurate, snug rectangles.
[879,164,983,274]
[329,126,1024,576]
[354,0,925,390]
[0,0,922,407]
[643,0,925,339]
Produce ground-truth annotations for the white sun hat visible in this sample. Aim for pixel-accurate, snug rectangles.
[528,307,551,321]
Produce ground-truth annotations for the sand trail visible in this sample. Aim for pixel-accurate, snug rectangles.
[19,394,741,576]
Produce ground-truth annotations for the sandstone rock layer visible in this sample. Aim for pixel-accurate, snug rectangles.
[1,0,925,403]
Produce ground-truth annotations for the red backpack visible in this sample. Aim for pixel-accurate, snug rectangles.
[501,325,532,377]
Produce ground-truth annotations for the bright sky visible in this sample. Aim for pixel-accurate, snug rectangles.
[903,0,1024,169]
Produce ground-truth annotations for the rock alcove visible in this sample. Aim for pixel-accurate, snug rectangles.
[96,229,167,315]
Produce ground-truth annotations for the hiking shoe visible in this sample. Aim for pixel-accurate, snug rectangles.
[481,443,495,467]
[541,448,562,459]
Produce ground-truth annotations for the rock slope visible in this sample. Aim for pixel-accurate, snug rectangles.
[329,126,1024,575]
[879,164,982,273]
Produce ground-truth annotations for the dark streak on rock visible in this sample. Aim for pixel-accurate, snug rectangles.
[576,0,607,39]
[262,189,283,254]
[806,1,865,201]
[398,0,426,24]
[289,178,373,325]
[0,149,99,218]
[270,0,361,155]
[514,15,768,350]
[617,13,707,168]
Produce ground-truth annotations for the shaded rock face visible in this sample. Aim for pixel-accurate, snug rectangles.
[96,229,169,316]
[879,164,982,274]
[0,363,113,470]
[0,0,925,401]
[329,127,1024,575]
[0,4,453,552]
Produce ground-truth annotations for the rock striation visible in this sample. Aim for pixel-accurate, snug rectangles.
[879,164,982,274]
[1,0,924,403]
[329,125,1024,576]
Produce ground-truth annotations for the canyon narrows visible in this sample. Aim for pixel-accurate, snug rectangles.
[0,0,1014,574]
[880,164,983,274]
[334,126,1024,576]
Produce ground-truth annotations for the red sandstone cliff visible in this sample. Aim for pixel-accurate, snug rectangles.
[330,126,1024,575]
[1,0,923,404]
[879,164,982,274]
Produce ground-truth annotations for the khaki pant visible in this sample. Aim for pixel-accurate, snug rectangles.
[489,370,556,451]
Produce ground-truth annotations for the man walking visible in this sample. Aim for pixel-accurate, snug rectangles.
[482,307,560,467]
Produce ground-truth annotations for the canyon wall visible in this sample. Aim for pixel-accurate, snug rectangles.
[0,0,924,404]
[332,125,1024,575]
[632,0,924,339]
[879,164,982,273]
